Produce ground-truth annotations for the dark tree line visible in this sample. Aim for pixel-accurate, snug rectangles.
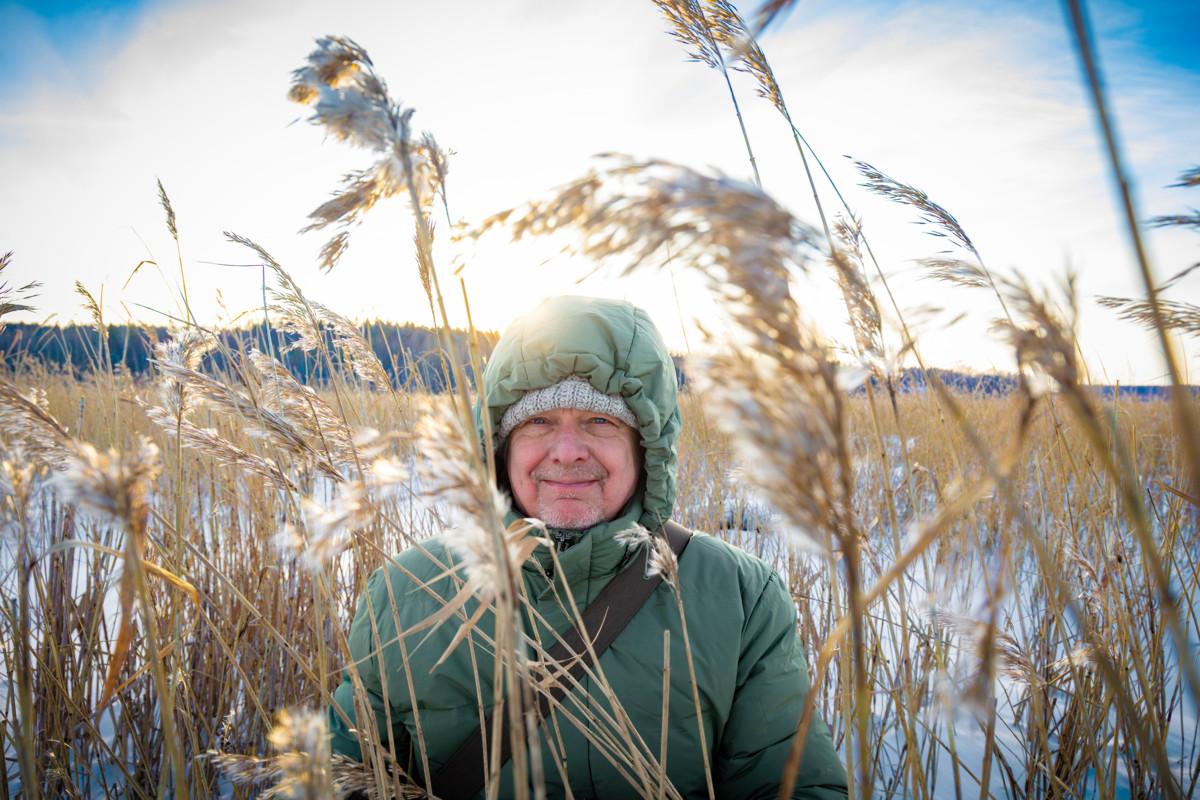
[0,322,496,392]
[0,322,1179,400]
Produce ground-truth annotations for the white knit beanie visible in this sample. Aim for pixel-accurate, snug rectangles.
[498,376,637,441]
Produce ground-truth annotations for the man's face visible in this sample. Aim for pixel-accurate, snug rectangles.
[505,407,641,530]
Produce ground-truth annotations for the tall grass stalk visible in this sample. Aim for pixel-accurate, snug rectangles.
[11,463,41,800]
[652,0,762,186]
[1064,0,1200,533]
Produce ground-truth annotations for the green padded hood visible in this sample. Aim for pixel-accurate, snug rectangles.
[476,295,680,530]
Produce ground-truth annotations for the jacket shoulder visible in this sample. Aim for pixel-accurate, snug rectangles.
[359,535,460,619]
[677,529,782,612]
[682,529,776,579]
[380,534,455,577]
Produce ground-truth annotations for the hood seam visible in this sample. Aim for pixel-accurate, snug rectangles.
[621,304,639,383]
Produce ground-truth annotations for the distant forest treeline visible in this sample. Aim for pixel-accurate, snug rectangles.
[0,322,1183,400]
[0,322,497,391]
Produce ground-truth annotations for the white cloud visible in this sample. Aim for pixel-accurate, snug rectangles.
[0,0,1195,382]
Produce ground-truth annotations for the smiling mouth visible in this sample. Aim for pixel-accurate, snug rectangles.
[542,479,598,490]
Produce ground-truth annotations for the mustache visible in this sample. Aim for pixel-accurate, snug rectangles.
[532,465,607,482]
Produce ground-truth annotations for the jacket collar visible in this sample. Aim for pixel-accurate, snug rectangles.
[510,498,644,596]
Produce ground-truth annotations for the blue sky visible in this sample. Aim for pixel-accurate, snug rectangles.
[1091,0,1199,72]
[1,0,153,100]
[0,0,1197,383]
[5,0,1196,87]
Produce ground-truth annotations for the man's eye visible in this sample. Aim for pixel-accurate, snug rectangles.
[527,416,548,425]
[589,417,611,425]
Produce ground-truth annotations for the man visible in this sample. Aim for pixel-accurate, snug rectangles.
[329,296,848,798]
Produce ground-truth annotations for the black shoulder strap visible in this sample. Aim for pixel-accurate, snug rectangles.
[430,521,693,798]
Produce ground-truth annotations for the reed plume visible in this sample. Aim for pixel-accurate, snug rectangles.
[55,436,160,548]
[1148,212,1200,230]
[152,329,215,418]
[0,251,40,328]
[1096,295,1200,337]
[0,446,37,502]
[857,159,1016,328]
[1149,165,1200,227]
[317,307,394,390]
[157,178,178,241]
[289,36,438,270]
[919,256,993,290]
[690,348,851,553]
[419,130,451,217]
[855,160,975,255]
[1169,165,1200,187]
[248,348,358,466]
[289,34,465,411]
[74,281,105,336]
[0,379,73,468]
[53,436,190,794]
[141,403,298,491]
[213,708,335,799]
[996,273,1083,394]
[413,404,525,595]
[227,232,392,389]
[651,0,722,70]
[478,156,817,350]
[275,452,409,572]
[703,0,783,113]
[831,217,884,367]
[227,232,324,352]
[650,0,761,185]
[614,524,680,584]
[154,358,338,479]
[1097,168,1200,338]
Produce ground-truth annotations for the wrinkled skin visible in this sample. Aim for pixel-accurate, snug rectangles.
[505,407,641,530]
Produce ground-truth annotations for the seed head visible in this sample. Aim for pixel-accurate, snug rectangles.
[54,437,161,533]
[651,0,722,69]
[616,523,679,585]
[0,380,72,469]
[856,160,976,256]
[276,477,383,572]
[264,707,333,799]
[289,36,440,271]
[0,448,39,513]
[414,404,521,592]
[152,329,214,418]
[0,251,40,331]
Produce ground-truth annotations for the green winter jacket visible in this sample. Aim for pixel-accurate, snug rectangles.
[329,296,848,799]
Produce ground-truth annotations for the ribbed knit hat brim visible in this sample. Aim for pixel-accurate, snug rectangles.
[498,376,637,440]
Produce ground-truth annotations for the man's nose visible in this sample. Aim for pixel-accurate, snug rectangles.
[548,424,589,463]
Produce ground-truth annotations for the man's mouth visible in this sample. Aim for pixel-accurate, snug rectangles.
[542,479,599,490]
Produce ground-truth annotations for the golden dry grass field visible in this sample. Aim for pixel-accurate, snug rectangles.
[2,363,1197,798]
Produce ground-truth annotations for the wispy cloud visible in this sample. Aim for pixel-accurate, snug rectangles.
[0,0,1195,382]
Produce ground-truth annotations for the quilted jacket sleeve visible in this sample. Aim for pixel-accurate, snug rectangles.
[328,566,414,766]
[713,572,849,799]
